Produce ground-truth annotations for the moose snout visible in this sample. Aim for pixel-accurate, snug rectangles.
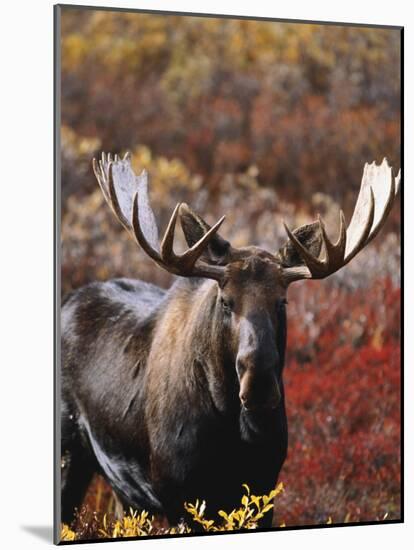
[236,315,282,411]
[238,365,281,412]
[239,391,280,411]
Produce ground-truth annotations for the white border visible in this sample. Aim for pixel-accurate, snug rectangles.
[0,1,410,548]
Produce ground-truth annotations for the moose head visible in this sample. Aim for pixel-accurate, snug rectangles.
[93,153,400,415]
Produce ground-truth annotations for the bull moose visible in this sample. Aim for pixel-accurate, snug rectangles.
[61,153,400,527]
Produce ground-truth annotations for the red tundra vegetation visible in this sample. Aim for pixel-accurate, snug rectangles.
[280,273,400,525]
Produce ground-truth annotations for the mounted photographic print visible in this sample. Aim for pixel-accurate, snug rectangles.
[54,4,403,544]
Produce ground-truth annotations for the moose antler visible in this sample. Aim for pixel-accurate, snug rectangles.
[93,152,226,281]
[281,159,401,283]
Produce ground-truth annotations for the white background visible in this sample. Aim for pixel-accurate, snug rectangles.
[0,0,410,548]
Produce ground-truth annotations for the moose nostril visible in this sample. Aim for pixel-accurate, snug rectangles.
[239,392,248,405]
[239,392,255,411]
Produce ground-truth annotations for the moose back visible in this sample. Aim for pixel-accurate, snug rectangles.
[61,153,399,526]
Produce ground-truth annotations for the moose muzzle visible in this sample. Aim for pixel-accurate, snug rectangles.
[236,315,282,411]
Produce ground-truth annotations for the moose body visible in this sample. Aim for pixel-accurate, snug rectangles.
[62,271,288,525]
[61,153,399,527]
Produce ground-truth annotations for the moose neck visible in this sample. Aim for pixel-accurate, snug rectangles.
[168,277,239,415]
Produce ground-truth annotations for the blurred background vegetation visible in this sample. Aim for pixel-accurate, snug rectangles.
[60,7,401,534]
[61,8,400,294]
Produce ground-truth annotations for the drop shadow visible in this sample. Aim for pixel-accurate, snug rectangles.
[21,525,53,543]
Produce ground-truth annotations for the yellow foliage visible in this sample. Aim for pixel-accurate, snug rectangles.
[60,524,76,541]
[183,483,283,532]
[60,483,283,541]
[100,509,155,538]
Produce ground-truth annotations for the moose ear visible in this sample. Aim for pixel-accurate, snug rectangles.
[276,221,323,268]
[179,203,231,264]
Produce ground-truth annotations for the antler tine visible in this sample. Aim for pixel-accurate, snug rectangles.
[318,211,347,267]
[323,210,347,266]
[179,215,226,271]
[364,165,397,248]
[99,152,111,184]
[92,157,110,204]
[395,170,401,195]
[343,186,375,265]
[160,204,180,261]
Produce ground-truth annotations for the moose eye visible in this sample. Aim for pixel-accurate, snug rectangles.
[221,297,234,314]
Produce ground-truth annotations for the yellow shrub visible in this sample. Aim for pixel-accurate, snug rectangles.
[60,483,283,541]
[184,483,284,531]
